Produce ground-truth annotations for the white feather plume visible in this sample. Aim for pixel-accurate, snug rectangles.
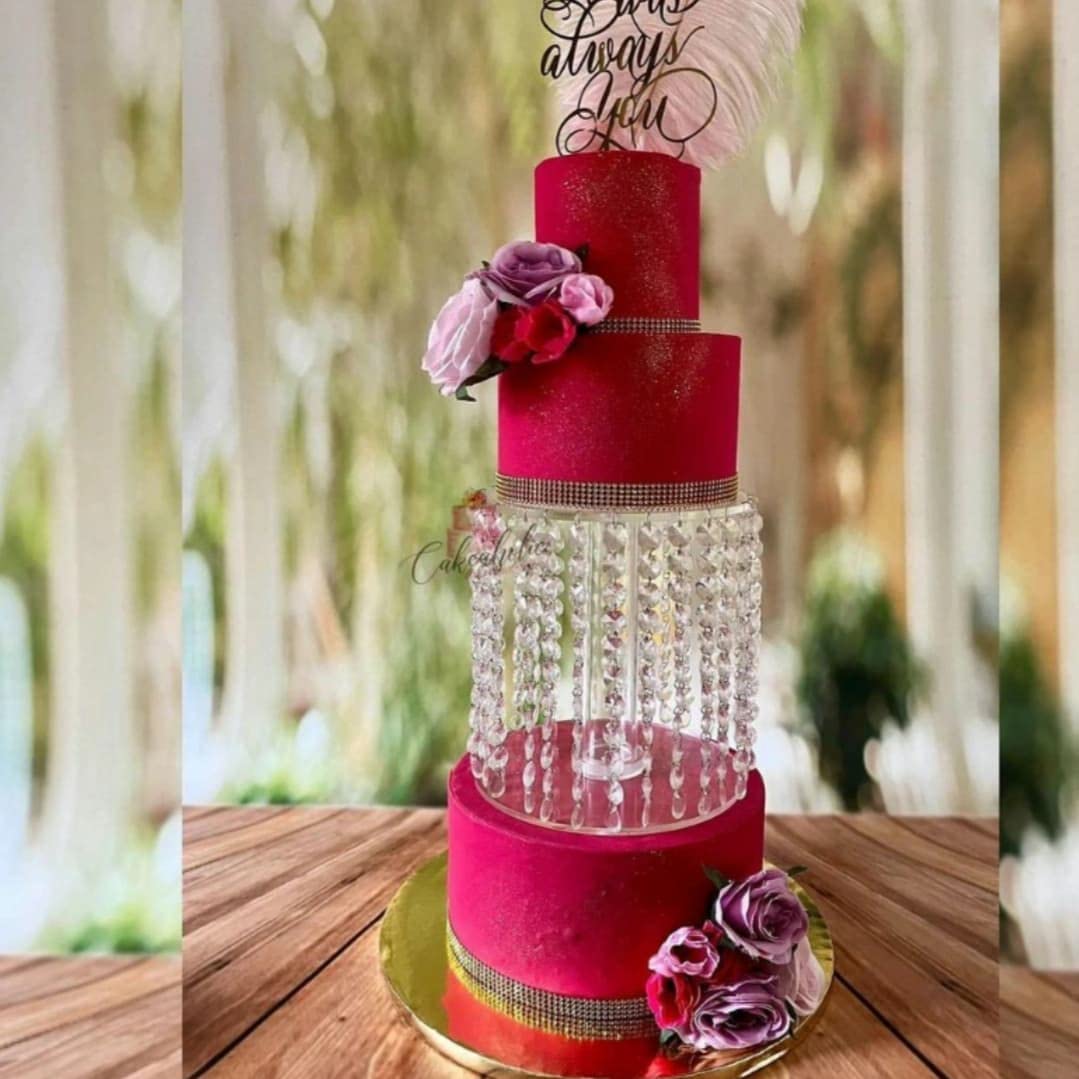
[549,0,805,170]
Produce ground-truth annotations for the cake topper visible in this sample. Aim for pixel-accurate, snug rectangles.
[541,0,804,169]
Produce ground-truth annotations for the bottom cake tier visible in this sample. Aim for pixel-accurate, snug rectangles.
[447,754,766,1016]
[443,969,662,1078]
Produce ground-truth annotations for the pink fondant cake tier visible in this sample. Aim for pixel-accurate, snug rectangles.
[536,151,701,319]
[498,331,741,486]
[447,756,766,1001]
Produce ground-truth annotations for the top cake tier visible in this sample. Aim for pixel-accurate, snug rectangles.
[536,151,701,320]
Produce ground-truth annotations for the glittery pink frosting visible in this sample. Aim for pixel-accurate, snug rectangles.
[446,757,766,1000]
[498,332,740,484]
[499,153,741,487]
[536,152,701,319]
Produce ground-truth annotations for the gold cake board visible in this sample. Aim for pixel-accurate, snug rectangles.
[380,854,834,1079]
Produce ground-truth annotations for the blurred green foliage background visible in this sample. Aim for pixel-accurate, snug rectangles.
[182,0,964,818]
[1,0,1069,960]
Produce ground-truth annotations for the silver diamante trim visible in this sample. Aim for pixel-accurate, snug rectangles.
[447,924,655,1040]
[591,317,702,334]
[496,473,740,512]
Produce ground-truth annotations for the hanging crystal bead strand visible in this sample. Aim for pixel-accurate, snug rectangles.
[474,503,508,798]
[714,510,738,799]
[512,511,542,815]
[568,517,590,830]
[600,518,629,832]
[535,515,564,823]
[732,502,764,800]
[667,520,694,820]
[468,553,490,783]
[694,515,722,815]
[636,519,664,829]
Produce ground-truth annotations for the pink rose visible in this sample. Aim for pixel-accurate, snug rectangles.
[422,279,498,396]
[715,868,809,964]
[688,976,791,1052]
[649,925,722,979]
[513,300,578,364]
[771,936,827,1017]
[559,273,615,326]
[645,970,699,1039]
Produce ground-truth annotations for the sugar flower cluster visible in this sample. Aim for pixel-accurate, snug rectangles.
[646,868,825,1053]
[422,241,614,400]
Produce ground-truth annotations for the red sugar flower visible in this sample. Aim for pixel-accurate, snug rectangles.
[492,300,578,366]
[645,970,700,1039]
[491,307,532,364]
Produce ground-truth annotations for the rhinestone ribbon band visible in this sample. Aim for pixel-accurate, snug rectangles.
[591,317,702,334]
[447,924,655,1041]
[496,473,740,511]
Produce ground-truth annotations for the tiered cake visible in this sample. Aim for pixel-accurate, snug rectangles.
[445,149,768,1038]
[401,3,828,1064]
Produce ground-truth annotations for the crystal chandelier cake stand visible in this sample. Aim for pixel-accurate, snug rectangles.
[467,494,763,835]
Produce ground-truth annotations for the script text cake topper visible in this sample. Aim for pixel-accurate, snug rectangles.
[541,0,806,170]
[541,0,717,160]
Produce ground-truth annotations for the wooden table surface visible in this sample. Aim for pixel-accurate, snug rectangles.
[183,808,1000,1078]
[0,955,181,1077]
[999,967,1079,1078]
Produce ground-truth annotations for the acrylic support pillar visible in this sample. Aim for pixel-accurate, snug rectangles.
[467,497,763,835]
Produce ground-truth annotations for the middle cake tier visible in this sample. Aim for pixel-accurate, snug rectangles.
[498,332,741,497]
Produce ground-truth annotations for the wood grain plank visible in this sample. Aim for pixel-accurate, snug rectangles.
[0,959,73,1007]
[184,807,346,874]
[890,817,1000,870]
[771,817,996,956]
[184,808,401,927]
[843,816,999,895]
[0,957,180,1079]
[960,818,1002,840]
[0,955,177,1017]
[183,809,364,901]
[758,981,938,1079]
[767,817,998,1077]
[183,808,445,1076]
[1000,967,1079,1079]
[184,808,435,935]
[183,806,292,845]
[200,927,455,1079]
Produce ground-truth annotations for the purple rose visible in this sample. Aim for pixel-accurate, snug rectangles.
[648,925,722,979]
[771,936,827,1017]
[475,241,582,305]
[688,976,792,1052]
[715,868,809,964]
[422,279,498,396]
[559,273,614,326]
